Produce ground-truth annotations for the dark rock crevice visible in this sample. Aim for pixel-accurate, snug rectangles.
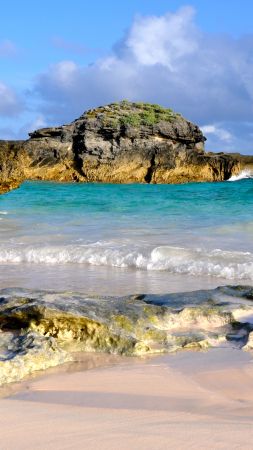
[144,152,157,183]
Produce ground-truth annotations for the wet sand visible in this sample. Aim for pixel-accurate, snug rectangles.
[1,347,253,450]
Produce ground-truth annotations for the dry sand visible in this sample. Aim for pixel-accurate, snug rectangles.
[1,348,253,450]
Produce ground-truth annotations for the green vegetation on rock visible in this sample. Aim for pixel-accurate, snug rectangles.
[86,100,180,128]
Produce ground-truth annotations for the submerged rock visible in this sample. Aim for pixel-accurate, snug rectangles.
[1,285,253,385]
[1,101,251,193]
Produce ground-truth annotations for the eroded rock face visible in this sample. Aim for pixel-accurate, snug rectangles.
[0,141,28,194]
[71,103,241,184]
[0,101,248,193]
[1,285,253,385]
[0,124,81,194]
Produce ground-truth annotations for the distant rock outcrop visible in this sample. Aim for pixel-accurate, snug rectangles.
[0,101,251,193]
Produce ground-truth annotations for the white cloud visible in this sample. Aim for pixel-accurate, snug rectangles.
[0,82,23,117]
[30,115,47,130]
[48,61,78,87]
[34,7,253,128]
[201,125,233,142]
[125,7,198,69]
[1,7,253,153]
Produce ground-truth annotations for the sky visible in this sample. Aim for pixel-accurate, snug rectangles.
[1,0,253,154]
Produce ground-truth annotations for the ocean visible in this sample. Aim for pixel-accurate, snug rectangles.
[1,175,253,385]
[0,175,252,295]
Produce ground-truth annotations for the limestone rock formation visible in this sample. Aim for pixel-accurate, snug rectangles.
[1,285,253,385]
[0,141,28,194]
[0,101,251,193]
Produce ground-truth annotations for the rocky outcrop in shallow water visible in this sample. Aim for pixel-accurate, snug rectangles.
[1,285,253,385]
[1,101,250,193]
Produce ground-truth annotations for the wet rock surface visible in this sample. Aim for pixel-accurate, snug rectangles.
[1,285,253,385]
[0,101,249,193]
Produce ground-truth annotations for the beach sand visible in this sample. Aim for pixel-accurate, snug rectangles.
[1,347,253,450]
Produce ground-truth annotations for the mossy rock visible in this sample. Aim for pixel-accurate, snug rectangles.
[85,101,180,129]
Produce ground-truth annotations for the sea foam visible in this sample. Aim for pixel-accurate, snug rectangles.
[0,243,252,281]
[229,169,253,181]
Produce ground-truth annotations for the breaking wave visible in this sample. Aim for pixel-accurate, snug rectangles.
[0,243,252,281]
[229,169,253,181]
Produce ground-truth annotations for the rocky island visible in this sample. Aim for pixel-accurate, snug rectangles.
[0,101,252,194]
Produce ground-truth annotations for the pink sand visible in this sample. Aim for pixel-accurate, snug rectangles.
[1,348,253,449]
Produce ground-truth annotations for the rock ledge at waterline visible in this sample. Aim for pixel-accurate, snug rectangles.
[0,101,252,193]
[1,285,253,385]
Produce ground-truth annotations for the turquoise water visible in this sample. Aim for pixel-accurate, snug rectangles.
[0,179,253,294]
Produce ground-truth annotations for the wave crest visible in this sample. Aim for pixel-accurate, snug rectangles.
[229,169,253,181]
[0,243,252,281]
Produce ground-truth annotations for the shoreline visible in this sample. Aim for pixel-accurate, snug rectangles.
[1,347,253,449]
[1,284,253,388]
[0,178,253,448]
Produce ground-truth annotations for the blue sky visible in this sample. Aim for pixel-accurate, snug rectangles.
[1,0,253,153]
